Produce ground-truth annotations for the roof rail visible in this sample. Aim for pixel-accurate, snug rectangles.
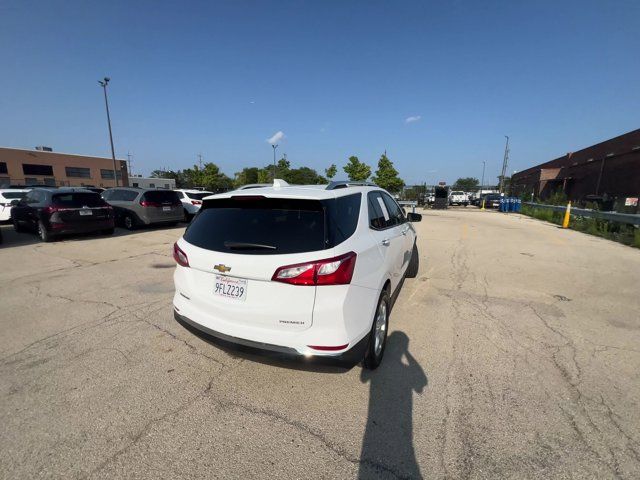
[326,180,377,190]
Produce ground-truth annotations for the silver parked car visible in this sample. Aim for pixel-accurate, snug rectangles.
[102,188,183,230]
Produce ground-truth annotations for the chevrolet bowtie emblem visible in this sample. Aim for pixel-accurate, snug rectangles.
[214,264,231,273]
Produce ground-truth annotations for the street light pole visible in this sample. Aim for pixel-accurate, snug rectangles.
[272,144,278,180]
[481,160,486,194]
[98,77,119,187]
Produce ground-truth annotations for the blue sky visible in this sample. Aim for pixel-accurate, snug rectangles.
[1,0,638,185]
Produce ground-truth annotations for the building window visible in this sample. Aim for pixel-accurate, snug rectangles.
[44,178,56,186]
[100,169,123,179]
[23,164,54,176]
[25,177,37,185]
[149,183,155,188]
[65,167,91,178]
[0,176,10,187]
[132,182,139,187]
[164,184,170,188]
[0,162,7,174]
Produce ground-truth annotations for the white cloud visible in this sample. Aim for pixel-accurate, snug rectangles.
[267,131,285,144]
[405,115,422,124]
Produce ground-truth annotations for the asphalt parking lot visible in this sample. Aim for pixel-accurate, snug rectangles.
[1,210,639,479]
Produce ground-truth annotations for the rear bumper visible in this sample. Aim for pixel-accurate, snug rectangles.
[48,218,114,234]
[174,309,368,366]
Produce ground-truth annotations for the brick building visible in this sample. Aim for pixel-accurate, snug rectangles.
[511,129,640,205]
[0,146,129,188]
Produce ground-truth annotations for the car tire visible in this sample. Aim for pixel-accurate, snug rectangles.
[37,221,52,242]
[13,218,24,233]
[123,214,136,230]
[405,244,419,278]
[363,290,390,370]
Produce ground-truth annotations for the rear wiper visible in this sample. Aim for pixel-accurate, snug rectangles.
[223,241,277,250]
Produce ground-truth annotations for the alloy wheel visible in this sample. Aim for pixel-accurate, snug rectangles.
[374,301,388,356]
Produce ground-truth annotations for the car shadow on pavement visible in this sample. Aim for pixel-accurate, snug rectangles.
[358,331,428,479]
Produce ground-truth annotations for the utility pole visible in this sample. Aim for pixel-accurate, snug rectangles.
[127,151,133,177]
[197,153,203,170]
[272,144,278,180]
[481,160,486,193]
[98,77,119,186]
[499,136,510,194]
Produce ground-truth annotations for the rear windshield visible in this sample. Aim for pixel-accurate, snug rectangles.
[451,191,464,195]
[184,194,361,255]
[141,190,180,203]
[1,192,26,199]
[52,192,106,207]
[186,192,212,200]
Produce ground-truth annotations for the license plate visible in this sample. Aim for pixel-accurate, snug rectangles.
[79,209,93,216]
[163,206,171,212]
[214,275,247,301]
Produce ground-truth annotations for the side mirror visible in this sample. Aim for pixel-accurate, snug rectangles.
[10,199,20,206]
[407,212,422,222]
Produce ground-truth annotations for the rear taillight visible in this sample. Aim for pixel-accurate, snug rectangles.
[140,200,162,207]
[272,252,356,286]
[173,243,189,267]
[191,200,202,205]
[44,205,61,214]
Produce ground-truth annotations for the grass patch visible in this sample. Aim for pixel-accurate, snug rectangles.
[520,205,639,248]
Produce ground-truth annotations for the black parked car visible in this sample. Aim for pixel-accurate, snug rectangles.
[477,193,502,209]
[11,188,115,242]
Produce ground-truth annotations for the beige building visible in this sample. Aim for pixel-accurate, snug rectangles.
[0,146,129,188]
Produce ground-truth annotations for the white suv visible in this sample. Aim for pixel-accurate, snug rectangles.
[0,189,30,221]
[172,180,421,369]
[174,189,214,221]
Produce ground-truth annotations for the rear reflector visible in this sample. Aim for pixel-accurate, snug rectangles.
[173,242,189,267]
[272,251,356,286]
[307,344,349,351]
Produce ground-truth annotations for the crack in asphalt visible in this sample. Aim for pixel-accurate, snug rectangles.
[215,400,411,480]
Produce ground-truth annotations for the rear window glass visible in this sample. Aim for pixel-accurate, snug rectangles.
[52,193,105,207]
[142,190,180,203]
[186,192,212,200]
[185,196,326,255]
[1,192,26,199]
[185,195,361,254]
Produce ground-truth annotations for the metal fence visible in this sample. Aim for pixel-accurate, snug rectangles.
[523,202,640,226]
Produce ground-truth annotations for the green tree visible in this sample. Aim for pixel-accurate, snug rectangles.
[452,177,479,192]
[234,167,260,187]
[257,168,272,183]
[150,169,186,188]
[286,167,326,185]
[371,153,404,193]
[325,164,337,180]
[200,163,233,191]
[343,156,371,181]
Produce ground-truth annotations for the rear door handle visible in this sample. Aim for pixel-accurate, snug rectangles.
[401,228,408,236]
[381,239,390,246]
